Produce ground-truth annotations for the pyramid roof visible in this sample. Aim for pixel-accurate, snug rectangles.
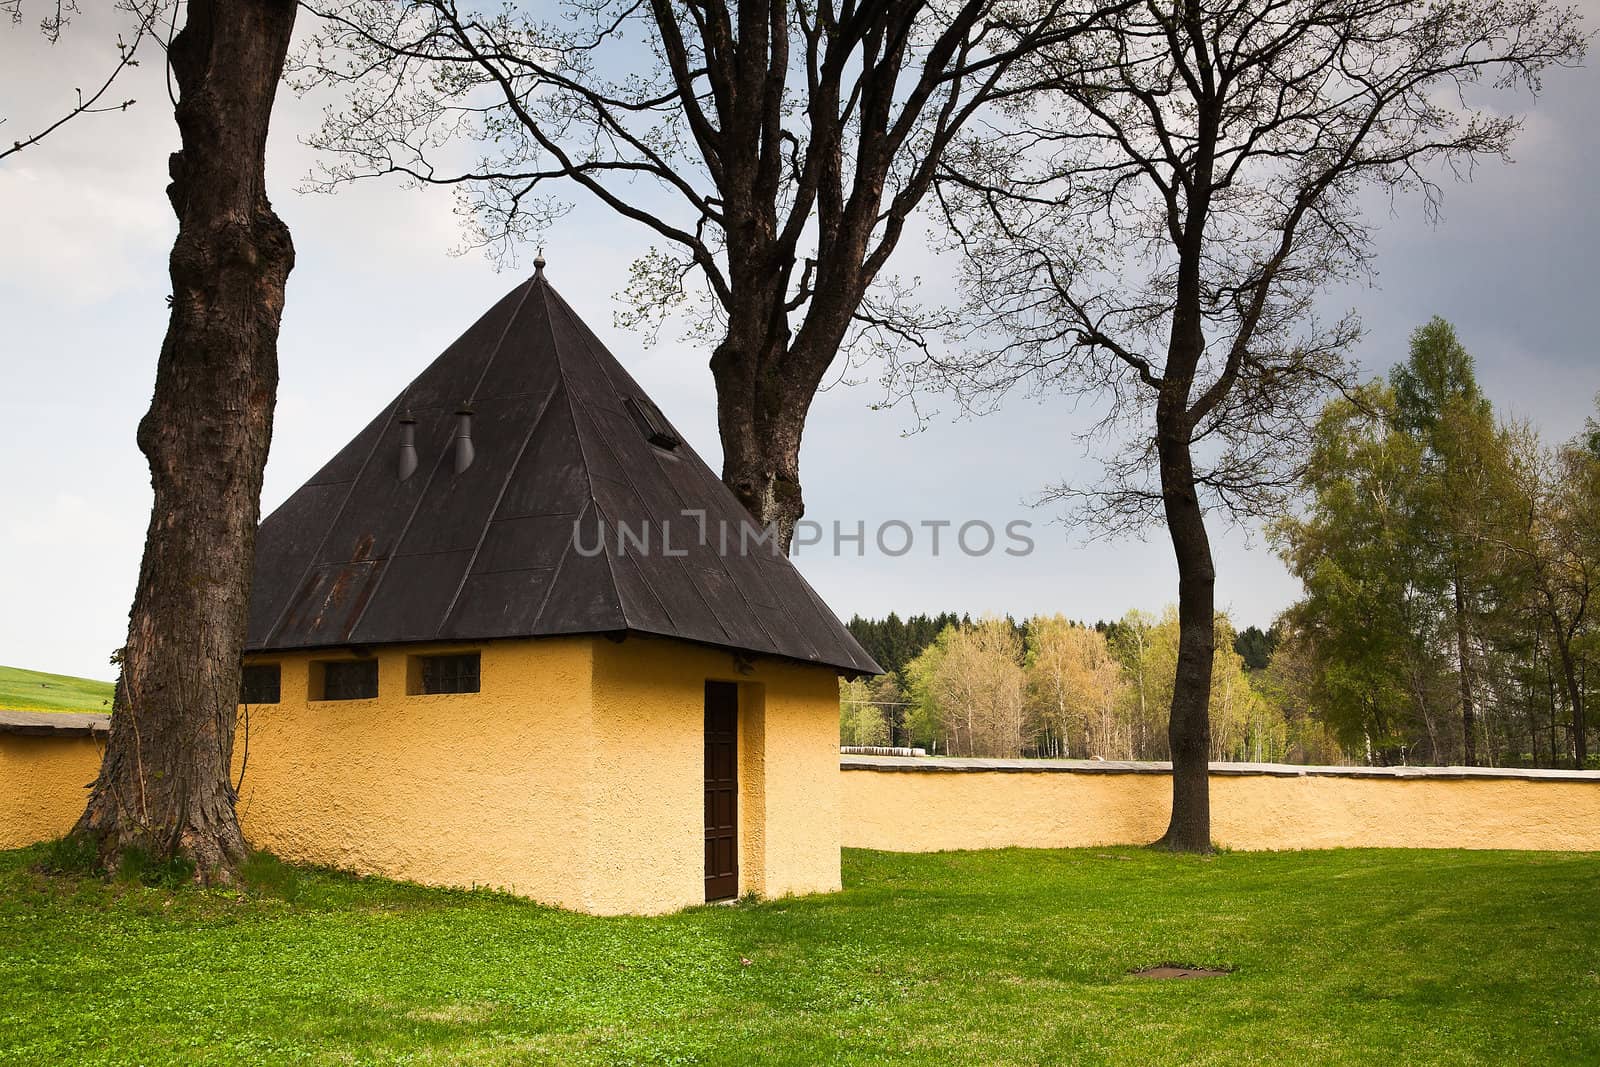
[244,267,880,676]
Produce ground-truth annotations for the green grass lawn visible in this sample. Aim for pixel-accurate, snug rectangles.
[1,846,1596,1065]
[0,664,113,713]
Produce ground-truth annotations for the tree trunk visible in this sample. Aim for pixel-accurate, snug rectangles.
[708,228,863,553]
[1546,658,1561,766]
[73,0,297,882]
[1154,417,1215,853]
[1579,662,1590,769]
[1453,573,1477,765]
[1549,613,1587,769]
[708,239,814,551]
[716,376,807,552]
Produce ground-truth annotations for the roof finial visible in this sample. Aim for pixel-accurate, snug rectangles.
[533,248,546,278]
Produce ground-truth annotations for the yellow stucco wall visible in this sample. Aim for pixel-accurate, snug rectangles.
[748,665,847,896]
[587,637,842,913]
[19,680,1597,910]
[841,765,1600,852]
[235,634,840,914]
[0,636,841,914]
[0,732,102,849]
[1211,774,1600,851]
[237,638,596,907]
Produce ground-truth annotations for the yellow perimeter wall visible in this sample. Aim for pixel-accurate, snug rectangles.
[841,764,1600,852]
[0,733,101,849]
[13,691,1600,911]
[0,635,843,915]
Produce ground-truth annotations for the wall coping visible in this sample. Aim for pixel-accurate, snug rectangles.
[0,710,109,737]
[840,753,1600,783]
[2,716,1592,782]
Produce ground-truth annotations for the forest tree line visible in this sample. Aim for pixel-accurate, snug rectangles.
[845,321,1599,769]
[842,611,1334,764]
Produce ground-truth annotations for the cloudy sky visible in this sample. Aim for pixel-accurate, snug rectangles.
[2,5,1596,680]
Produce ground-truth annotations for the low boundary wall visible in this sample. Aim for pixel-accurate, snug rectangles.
[841,755,1600,852]
[0,712,106,849]
[8,717,1600,855]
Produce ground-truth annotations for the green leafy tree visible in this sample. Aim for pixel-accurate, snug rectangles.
[1024,616,1128,758]
[1390,319,1515,764]
[1276,323,1595,768]
[1233,626,1280,671]
[1274,380,1447,761]
[838,678,891,748]
[1498,417,1599,766]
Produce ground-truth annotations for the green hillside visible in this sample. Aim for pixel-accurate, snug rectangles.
[0,665,114,714]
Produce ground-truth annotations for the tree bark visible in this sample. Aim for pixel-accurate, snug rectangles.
[1546,603,1587,769]
[712,328,809,551]
[73,0,297,882]
[1453,573,1477,765]
[1154,417,1216,852]
[710,268,853,552]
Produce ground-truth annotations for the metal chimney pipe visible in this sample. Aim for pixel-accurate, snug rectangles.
[397,412,418,481]
[453,406,475,474]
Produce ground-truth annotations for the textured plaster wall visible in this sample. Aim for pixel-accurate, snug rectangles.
[0,636,841,914]
[584,637,702,914]
[842,764,1600,852]
[843,768,1171,851]
[0,733,101,848]
[1211,774,1600,851]
[9,725,1600,897]
[244,633,841,915]
[751,664,846,898]
[588,637,843,913]
[239,638,596,907]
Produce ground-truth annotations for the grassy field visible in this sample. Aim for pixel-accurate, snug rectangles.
[0,664,113,713]
[1,847,1596,1065]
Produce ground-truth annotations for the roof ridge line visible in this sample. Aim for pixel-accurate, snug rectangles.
[258,396,402,647]
[559,331,760,651]
[538,279,628,629]
[339,276,544,642]
[436,381,561,632]
[463,273,541,405]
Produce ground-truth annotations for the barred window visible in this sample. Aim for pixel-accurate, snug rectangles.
[240,664,280,705]
[320,659,378,701]
[420,653,480,695]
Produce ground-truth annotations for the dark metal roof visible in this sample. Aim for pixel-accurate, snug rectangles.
[245,268,881,676]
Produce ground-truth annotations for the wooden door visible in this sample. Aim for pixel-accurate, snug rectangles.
[704,681,739,901]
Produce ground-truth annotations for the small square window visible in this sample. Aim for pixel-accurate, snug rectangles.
[320,659,378,701]
[240,664,280,705]
[419,653,480,694]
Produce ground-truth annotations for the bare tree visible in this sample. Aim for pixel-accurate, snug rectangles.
[290,0,1124,547]
[1503,425,1597,767]
[1,1,163,162]
[73,0,298,881]
[910,0,1585,849]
